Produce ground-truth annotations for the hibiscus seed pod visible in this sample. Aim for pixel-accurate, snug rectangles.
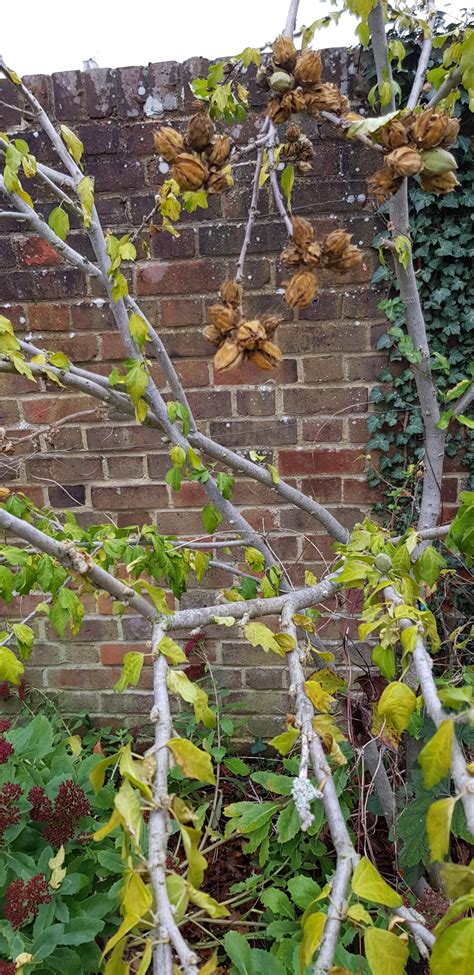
[237,319,266,350]
[220,279,243,308]
[206,134,232,167]
[304,84,344,114]
[261,314,281,338]
[329,244,363,273]
[439,116,460,147]
[285,90,306,114]
[203,325,222,347]
[410,109,459,149]
[251,340,283,370]
[294,49,323,88]
[286,122,301,142]
[213,339,244,371]
[267,97,291,125]
[385,146,423,177]
[207,167,233,194]
[304,241,322,266]
[270,70,294,94]
[153,127,184,163]
[377,119,408,150]
[367,168,403,204]
[420,147,457,175]
[297,160,313,174]
[172,152,208,190]
[208,304,237,334]
[291,216,315,249]
[285,270,318,308]
[322,229,352,262]
[281,244,303,267]
[186,104,215,151]
[272,34,298,70]
[419,171,459,194]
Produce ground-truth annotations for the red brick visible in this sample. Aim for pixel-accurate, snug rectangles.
[23,395,92,425]
[279,322,368,354]
[32,332,98,362]
[48,484,86,507]
[303,356,344,384]
[187,390,232,419]
[347,417,369,442]
[17,236,61,267]
[342,478,378,504]
[345,354,387,381]
[210,418,297,449]
[300,418,344,443]
[236,388,276,417]
[151,228,196,260]
[278,448,365,476]
[25,455,104,483]
[86,424,162,451]
[136,259,225,296]
[160,297,204,327]
[91,484,168,510]
[106,455,146,479]
[343,288,383,319]
[47,667,122,690]
[212,357,297,386]
[101,642,151,665]
[71,301,115,331]
[301,477,342,503]
[28,303,70,331]
[283,386,367,415]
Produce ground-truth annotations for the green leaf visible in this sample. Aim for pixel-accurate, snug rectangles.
[250,771,293,795]
[0,565,14,602]
[48,206,70,241]
[300,912,326,971]
[376,682,416,734]
[182,190,208,213]
[77,175,94,227]
[114,651,144,692]
[364,927,409,975]
[60,125,84,164]
[418,720,454,789]
[417,545,446,586]
[112,272,128,302]
[439,862,474,899]
[372,644,395,679]
[430,919,474,975]
[280,164,295,211]
[276,801,301,843]
[216,471,234,500]
[202,503,223,534]
[0,646,24,685]
[269,726,300,755]
[427,796,456,862]
[179,825,207,888]
[187,884,229,917]
[223,931,252,975]
[49,351,70,369]
[235,47,261,68]
[223,757,251,776]
[167,738,215,784]
[261,888,295,919]
[288,876,322,910]
[128,313,148,352]
[224,800,278,835]
[352,856,403,907]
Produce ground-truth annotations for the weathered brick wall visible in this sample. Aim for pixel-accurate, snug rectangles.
[0,50,461,734]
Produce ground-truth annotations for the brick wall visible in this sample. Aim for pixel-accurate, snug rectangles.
[1,49,457,736]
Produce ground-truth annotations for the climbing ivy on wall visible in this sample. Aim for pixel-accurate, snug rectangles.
[365,26,474,521]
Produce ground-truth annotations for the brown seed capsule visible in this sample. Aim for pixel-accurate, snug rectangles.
[367,168,403,204]
[267,97,291,124]
[220,279,243,308]
[153,127,184,163]
[261,314,281,338]
[410,109,459,150]
[304,84,344,114]
[213,339,244,372]
[291,216,315,249]
[172,152,208,190]
[304,241,322,266]
[377,119,409,150]
[439,116,460,147]
[186,104,215,151]
[419,171,459,194]
[207,168,233,194]
[294,49,323,88]
[203,325,222,347]
[237,319,266,350]
[329,244,363,273]
[297,160,313,174]
[281,244,303,267]
[286,122,301,142]
[322,229,352,262]
[272,34,298,70]
[285,270,319,308]
[208,304,237,334]
[206,135,232,167]
[285,90,306,114]
[251,340,283,370]
[385,146,423,177]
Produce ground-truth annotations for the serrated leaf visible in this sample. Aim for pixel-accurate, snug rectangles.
[12,622,34,659]
[351,857,403,907]
[166,670,215,728]
[439,862,474,899]
[304,679,335,713]
[243,621,285,655]
[364,927,408,975]
[261,887,295,918]
[418,720,454,789]
[167,738,215,784]
[418,545,446,586]
[187,884,229,917]
[347,903,373,926]
[427,796,456,862]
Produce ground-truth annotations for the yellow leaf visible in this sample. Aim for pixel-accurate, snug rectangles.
[199,951,218,974]
[427,796,456,862]
[439,861,474,899]
[269,725,300,755]
[167,738,216,785]
[66,734,82,757]
[166,872,189,923]
[167,669,215,728]
[60,124,84,164]
[102,914,140,958]
[300,912,326,971]
[364,927,409,975]
[304,679,335,714]
[347,903,373,925]
[430,918,474,975]
[103,939,129,975]
[418,719,453,789]
[93,808,122,843]
[136,940,152,975]
[187,883,229,918]
[122,869,152,919]
[77,175,94,227]
[243,621,286,655]
[114,779,143,846]
[180,825,207,889]
[48,845,66,890]
[352,857,403,908]
[376,682,416,734]
[90,750,121,793]
[119,743,152,800]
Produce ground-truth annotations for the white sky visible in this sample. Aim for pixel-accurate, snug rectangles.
[2,0,465,76]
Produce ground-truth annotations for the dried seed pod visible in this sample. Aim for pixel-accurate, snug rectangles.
[285,90,306,114]
[251,340,283,370]
[291,216,315,249]
[256,65,271,90]
[153,126,184,162]
[270,70,293,94]
[272,34,298,70]
[286,122,301,142]
[297,160,313,174]
[367,168,403,204]
[213,339,244,372]
[420,147,457,175]
[261,314,281,338]
[207,167,233,194]
[285,270,318,308]
[203,325,222,347]
[410,109,460,150]
[377,119,408,150]
[207,135,232,167]
[267,97,291,124]
[419,171,459,194]
[237,319,266,350]
[294,49,323,88]
[220,279,243,308]
[329,244,363,273]
[339,95,351,115]
[208,304,237,334]
[439,116,460,147]
[304,241,322,266]
[304,84,344,114]
[385,146,423,177]
[172,152,208,190]
[322,229,352,262]
[186,104,215,151]
[281,243,303,267]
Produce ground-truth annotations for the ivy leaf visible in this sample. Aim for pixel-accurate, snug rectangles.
[59,125,84,164]
[0,646,24,685]
[418,720,454,789]
[48,206,70,241]
[114,651,144,693]
[351,856,403,907]
[430,919,474,975]
[167,738,216,785]
[427,796,456,862]
[364,927,409,975]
